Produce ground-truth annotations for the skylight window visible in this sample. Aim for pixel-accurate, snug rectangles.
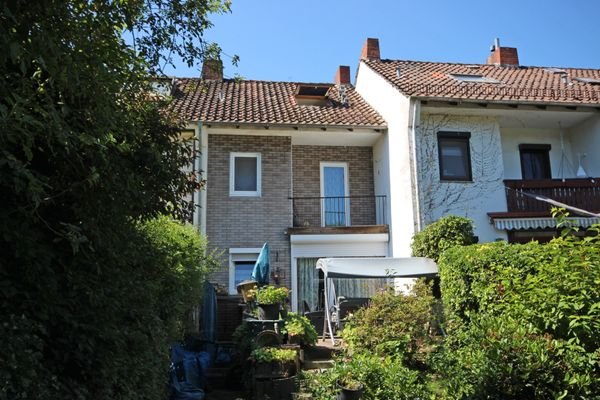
[544,68,567,74]
[296,84,330,97]
[574,77,600,85]
[450,74,500,84]
[295,84,331,106]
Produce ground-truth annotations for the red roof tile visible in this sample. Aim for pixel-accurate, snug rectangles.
[364,59,600,105]
[170,78,386,127]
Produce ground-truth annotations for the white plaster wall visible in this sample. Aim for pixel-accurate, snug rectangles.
[356,62,417,256]
[372,134,390,226]
[417,113,508,242]
[500,128,576,179]
[569,115,600,176]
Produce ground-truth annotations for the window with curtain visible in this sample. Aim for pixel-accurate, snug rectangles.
[297,258,321,312]
[296,257,389,312]
[519,144,551,180]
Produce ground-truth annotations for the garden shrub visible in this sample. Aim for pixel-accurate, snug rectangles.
[341,280,438,368]
[411,215,477,262]
[0,217,217,400]
[301,353,428,400]
[436,226,600,399]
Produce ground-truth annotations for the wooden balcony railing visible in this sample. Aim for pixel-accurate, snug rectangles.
[504,178,600,213]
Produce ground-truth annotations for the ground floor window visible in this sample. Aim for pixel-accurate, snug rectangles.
[229,248,261,295]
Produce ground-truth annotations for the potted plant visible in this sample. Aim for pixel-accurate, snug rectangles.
[282,312,318,347]
[250,286,289,320]
[251,347,297,378]
[336,374,364,400]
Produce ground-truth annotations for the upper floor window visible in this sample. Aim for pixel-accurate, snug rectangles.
[230,152,261,196]
[519,144,551,180]
[438,131,472,181]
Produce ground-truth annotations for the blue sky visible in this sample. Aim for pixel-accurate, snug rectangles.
[164,0,600,83]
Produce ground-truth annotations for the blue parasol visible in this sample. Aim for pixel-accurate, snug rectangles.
[251,242,270,285]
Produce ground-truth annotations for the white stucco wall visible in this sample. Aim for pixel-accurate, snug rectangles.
[356,62,417,256]
[417,113,508,243]
[500,128,576,179]
[569,115,600,177]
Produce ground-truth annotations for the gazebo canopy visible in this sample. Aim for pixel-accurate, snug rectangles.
[316,257,438,279]
[316,257,438,345]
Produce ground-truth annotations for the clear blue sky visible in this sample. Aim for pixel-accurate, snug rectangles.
[164,0,600,83]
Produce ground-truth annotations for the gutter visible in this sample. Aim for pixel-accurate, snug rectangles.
[408,98,422,232]
[196,122,208,235]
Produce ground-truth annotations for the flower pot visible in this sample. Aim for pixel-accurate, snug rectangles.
[336,381,363,400]
[257,303,280,320]
[236,280,257,302]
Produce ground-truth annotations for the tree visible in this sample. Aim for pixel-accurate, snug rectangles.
[0,1,230,398]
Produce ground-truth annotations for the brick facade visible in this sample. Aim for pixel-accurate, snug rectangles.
[206,134,292,290]
[292,145,375,227]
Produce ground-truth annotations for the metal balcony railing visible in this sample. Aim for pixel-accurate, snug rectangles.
[290,195,387,228]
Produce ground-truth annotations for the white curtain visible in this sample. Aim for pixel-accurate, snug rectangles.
[297,258,320,312]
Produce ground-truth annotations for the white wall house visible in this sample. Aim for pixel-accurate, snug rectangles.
[355,38,600,251]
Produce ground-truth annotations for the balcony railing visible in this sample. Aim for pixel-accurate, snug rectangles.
[290,195,387,228]
[504,178,600,213]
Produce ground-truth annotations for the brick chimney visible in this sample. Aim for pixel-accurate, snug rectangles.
[486,38,519,66]
[334,65,351,85]
[360,38,380,61]
[201,58,223,80]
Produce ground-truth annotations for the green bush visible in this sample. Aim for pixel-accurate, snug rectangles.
[282,312,318,347]
[341,280,438,368]
[436,227,600,399]
[301,353,428,400]
[411,215,477,262]
[0,217,217,400]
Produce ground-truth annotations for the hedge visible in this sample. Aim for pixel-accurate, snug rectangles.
[437,227,600,398]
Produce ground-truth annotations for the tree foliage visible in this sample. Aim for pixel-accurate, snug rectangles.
[1,1,229,399]
[411,215,476,262]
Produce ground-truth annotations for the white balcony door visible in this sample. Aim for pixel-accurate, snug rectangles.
[320,162,350,226]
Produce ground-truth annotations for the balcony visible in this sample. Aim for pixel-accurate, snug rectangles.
[502,178,600,214]
[488,178,600,231]
[288,195,387,234]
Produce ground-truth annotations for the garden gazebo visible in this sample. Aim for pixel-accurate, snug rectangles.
[316,257,438,344]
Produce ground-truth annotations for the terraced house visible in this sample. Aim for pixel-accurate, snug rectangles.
[355,37,600,250]
[169,38,600,336]
[170,61,389,333]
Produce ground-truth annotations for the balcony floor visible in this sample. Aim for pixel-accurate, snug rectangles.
[287,225,388,235]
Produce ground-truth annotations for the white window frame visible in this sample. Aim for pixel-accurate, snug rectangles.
[228,248,261,295]
[230,152,261,197]
[320,162,350,227]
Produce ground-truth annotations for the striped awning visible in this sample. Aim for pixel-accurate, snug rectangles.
[492,217,600,231]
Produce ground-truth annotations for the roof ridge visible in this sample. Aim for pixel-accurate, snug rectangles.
[371,58,600,72]
[175,77,348,86]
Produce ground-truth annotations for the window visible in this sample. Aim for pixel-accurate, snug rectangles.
[519,144,551,180]
[438,132,472,181]
[320,162,350,226]
[230,152,261,196]
[229,248,261,294]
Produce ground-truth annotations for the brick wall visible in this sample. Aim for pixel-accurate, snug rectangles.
[206,134,292,290]
[292,145,375,227]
